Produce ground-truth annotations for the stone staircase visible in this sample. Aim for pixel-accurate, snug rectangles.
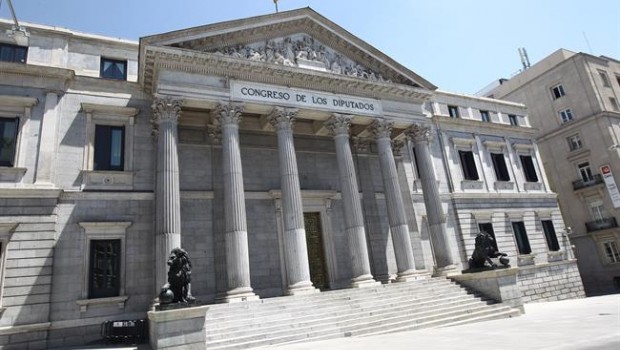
[204,277,521,349]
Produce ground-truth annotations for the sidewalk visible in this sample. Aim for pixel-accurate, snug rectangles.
[268,294,620,350]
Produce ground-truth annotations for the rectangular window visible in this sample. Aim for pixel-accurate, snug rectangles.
[94,125,125,171]
[519,155,539,182]
[598,70,611,87]
[609,97,619,111]
[458,150,479,180]
[490,153,510,181]
[512,221,532,255]
[448,105,460,118]
[0,43,27,63]
[478,223,498,251]
[480,110,490,122]
[89,239,121,298]
[551,84,565,99]
[603,241,620,263]
[578,162,594,182]
[588,199,607,221]
[541,220,560,251]
[100,57,127,80]
[508,114,519,126]
[559,108,574,123]
[567,134,583,151]
[0,117,19,167]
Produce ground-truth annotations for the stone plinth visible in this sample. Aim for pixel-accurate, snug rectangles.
[148,305,209,350]
[449,268,523,312]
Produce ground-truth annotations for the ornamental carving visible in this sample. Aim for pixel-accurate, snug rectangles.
[268,107,299,130]
[352,137,371,153]
[369,120,394,140]
[213,103,244,126]
[208,34,391,83]
[392,140,405,156]
[151,96,183,136]
[405,124,433,143]
[325,113,352,136]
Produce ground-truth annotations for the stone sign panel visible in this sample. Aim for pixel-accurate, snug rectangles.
[230,80,382,116]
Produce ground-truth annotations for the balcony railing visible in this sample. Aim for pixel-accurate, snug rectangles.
[572,174,604,190]
[585,217,618,232]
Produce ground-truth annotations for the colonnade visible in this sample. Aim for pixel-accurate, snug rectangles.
[151,96,455,301]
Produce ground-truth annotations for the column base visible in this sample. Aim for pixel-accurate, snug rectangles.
[217,287,259,303]
[395,270,431,282]
[433,264,459,277]
[285,281,319,296]
[350,275,381,288]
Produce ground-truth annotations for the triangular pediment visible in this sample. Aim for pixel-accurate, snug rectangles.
[140,8,436,95]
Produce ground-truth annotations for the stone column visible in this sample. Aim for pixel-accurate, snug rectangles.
[406,124,456,274]
[268,107,317,295]
[151,96,183,291]
[35,92,59,186]
[370,120,417,281]
[213,103,258,302]
[325,114,378,288]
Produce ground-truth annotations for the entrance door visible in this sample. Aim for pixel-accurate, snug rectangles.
[304,212,328,290]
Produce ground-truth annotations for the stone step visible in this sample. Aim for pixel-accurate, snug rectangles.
[206,295,484,340]
[203,277,521,350]
[205,286,472,327]
[205,280,464,320]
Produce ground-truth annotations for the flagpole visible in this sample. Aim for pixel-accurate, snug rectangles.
[274,0,279,13]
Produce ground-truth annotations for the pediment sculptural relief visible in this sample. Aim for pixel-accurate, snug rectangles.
[206,34,391,83]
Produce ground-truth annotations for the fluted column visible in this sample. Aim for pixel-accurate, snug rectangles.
[370,120,417,281]
[213,103,258,302]
[151,96,183,291]
[406,124,456,274]
[269,107,317,295]
[325,114,378,288]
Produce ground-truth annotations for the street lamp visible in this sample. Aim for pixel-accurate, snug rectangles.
[562,227,575,260]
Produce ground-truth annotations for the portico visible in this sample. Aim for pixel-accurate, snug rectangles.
[140,9,456,301]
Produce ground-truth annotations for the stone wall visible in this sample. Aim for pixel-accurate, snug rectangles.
[517,260,585,303]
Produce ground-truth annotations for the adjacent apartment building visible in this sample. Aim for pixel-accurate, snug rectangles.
[0,9,584,348]
[487,49,620,295]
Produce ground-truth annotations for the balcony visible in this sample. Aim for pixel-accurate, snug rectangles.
[572,174,604,191]
[585,217,618,232]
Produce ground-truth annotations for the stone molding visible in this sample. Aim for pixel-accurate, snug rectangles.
[80,103,140,118]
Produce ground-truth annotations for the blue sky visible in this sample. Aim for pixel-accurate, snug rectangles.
[1,0,619,94]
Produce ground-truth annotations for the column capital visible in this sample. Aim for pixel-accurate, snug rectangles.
[392,140,406,156]
[268,107,299,130]
[370,119,394,140]
[151,96,183,137]
[213,102,244,126]
[325,113,352,136]
[405,123,433,143]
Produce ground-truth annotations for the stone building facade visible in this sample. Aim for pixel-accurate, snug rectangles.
[0,9,583,348]
[487,49,620,296]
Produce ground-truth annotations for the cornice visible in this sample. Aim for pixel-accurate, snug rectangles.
[0,95,38,108]
[432,115,538,137]
[143,46,432,103]
[80,103,140,117]
[0,62,74,83]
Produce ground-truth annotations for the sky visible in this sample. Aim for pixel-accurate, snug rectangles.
[1,0,619,94]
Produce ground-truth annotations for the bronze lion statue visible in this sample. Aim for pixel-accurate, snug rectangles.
[468,231,510,270]
[159,248,195,304]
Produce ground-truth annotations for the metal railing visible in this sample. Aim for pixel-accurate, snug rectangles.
[572,174,604,190]
[585,217,618,232]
